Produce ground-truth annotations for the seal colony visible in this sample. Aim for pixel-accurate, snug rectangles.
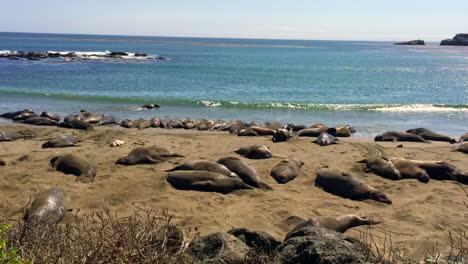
[0,109,467,260]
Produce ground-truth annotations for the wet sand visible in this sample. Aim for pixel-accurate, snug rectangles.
[0,124,467,261]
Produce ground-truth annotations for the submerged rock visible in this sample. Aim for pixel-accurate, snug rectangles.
[394,40,425,45]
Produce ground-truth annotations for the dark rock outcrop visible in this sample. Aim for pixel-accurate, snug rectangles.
[228,228,281,254]
[440,34,468,46]
[394,40,425,45]
[187,232,250,263]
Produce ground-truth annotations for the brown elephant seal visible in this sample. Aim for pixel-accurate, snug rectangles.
[410,160,468,184]
[120,119,134,128]
[285,214,380,239]
[1,109,33,119]
[389,158,429,183]
[21,117,59,126]
[24,188,71,224]
[133,119,151,130]
[313,133,338,146]
[0,159,5,166]
[116,146,183,165]
[150,117,161,128]
[315,168,392,204]
[234,145,272,159]
[270,158,304,184]
[358,156,402,180]
[217,157,271,190]
[309,123,326,128]
[249,126,276,136]
[167,170,253,193]
[60,120,94,130]
[98,115,118,126]
[165,160,238,178]
[77,111,103,123]
[272,128,292,143]
[12,112,39,121]
[406,128,456,143]
[196,119,214,130]
[297,127,337,137]
[0,131,24,141]
[50,154,96,183]
[335,125,355,137]
[237,127,259,136]
[455,143,468,154]
[42,135,78,148]
[374,131,428,143]
[40,111,61,122]
[459,133,468,142]
[285,123,306,131]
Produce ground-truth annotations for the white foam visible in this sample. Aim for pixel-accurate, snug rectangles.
[200,100,221,107]
[374,104,468,112]
[0,50,14,55]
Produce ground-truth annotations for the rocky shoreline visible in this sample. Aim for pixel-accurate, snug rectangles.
[0,50,166,62]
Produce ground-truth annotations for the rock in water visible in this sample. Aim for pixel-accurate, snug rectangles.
[394,40,425,45]
[440,34,468,46]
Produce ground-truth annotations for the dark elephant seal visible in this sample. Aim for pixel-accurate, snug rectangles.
[141,104,160,109]
[455,143,468,154]
[460,133,468,142]
[358,156,401,180]
[99,115,118,125]
[0,131,24,141]
[297,127,337,137]
[116,146,183,165]
[165,160,238,178]
[237,127,259,137]
[406,128,456,143]
[133,119,151,130]
[12,112,39,121]
[120,119,134,128]
[50,154,96,183]
[315,168,392,204]
[249,126,276,136]
[40,112,61,122]
[217,157,270,189]
[228,120,247,134]
[150,117,161,128]
[389,158,430,183]
[272,128,292,143]
[24,188,70,224]
[410,160,468,184]
[60,120,94,130]
[234,145,272,159]
[21,117,59,126]
[285,123,306,131]
[285,214,380,239]
[42,135,78,148]
[77,111,103,123]
[1,109,33,119]
[0,159,5,166]
[270,158,304,184]
[313,133,338,146]
[374,131,428,143]
[167,170,253,194]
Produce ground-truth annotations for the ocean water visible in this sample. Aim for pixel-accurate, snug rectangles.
[0,32,467,137]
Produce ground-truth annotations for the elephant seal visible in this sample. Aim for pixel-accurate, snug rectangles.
[272,128,292,143]
[0,159,5,166]
[285,123,306,131]
[358,156,401,180]
[248,121,261,127]
[50,154,96,183]
[40,112,61,122]
[133,119,151,130]
[309,123,326,128]
[116,146,183,165]
[217,157,270,190]
[228,120,247,134]
[237,127,259,137]
[42,135,78,148]
[234,145,272,159]
[60,120,94,130]
[1,109,33,119]
[335,125,355,137]
[406,128,456,143]
[12,112,38,121]
[0,131,24,141]
[77,111,103,123]
[460,133,468,142]
[297,127,337,137]
[196,119,214,130]
[21,117,59,126]
[24,188,70,224]
[150,117,161,128]
[265,121,283,130]
[120,119,134,128]
[315,168,392,204]
[141,104,160,109]
[99,115,118,126]
[410,160,468,184]
[389,158,430,183]
[249,126,276,136]
[374,131,428,143]
[167,170,253,194]
[165,160,238,178]
[313,133,338,146]
[183,119,196,129]
[285,214,380,239]
[455,143,468,154]
[270,158,304,184]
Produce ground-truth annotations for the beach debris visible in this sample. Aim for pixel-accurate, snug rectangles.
[110,139,125,147]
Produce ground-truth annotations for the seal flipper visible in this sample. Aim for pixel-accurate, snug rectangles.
[258,182,273,191]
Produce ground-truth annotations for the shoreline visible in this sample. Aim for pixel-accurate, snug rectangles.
[1,123,467,262]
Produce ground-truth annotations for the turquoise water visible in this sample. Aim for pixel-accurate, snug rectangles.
[0,32,467,137]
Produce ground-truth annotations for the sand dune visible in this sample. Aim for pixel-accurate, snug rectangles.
[0,124,467,261]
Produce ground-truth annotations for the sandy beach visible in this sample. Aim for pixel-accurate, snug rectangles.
[0,123,467,261]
